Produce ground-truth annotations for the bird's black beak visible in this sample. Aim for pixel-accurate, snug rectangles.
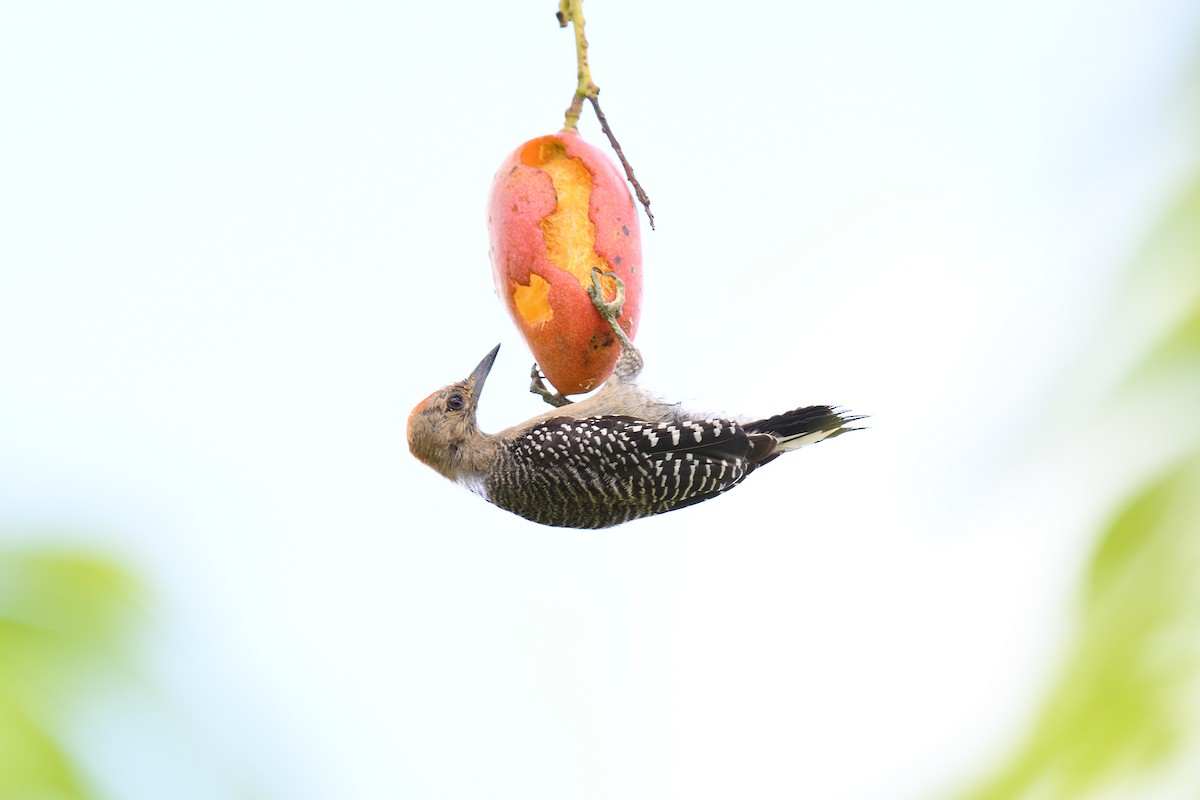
[467,344,500,403]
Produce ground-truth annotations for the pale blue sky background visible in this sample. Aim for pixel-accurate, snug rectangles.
[2,1,1198,798]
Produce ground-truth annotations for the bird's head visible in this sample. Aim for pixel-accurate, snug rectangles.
[407,344,500,481]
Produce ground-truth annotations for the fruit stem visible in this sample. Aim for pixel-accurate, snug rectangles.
[555,0,656,229]
[557,0,597,132]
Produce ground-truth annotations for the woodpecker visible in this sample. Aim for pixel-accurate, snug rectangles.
[407,270,860,529]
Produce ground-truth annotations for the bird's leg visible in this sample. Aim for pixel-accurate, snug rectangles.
[589,267,643,379]
[530,268,641,405]
[529,363,573,407]
[588,267,631,348]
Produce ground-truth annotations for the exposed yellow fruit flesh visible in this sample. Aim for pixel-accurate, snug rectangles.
[520,138,617,301]
[511,272,554,325]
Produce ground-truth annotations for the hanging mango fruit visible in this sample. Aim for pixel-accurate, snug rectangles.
[486,0,652,399]
[487,131,642,395]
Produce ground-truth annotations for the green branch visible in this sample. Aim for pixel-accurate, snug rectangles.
[555,0,655,228]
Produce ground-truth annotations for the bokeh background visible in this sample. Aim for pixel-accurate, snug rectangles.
[3,1,1199,798]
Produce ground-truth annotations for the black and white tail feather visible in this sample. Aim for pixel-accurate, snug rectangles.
[744,406,864,466]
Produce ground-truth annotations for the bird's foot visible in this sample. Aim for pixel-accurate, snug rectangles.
[587,268,633,350]
[529,363,573,408]
[589,268,642,379]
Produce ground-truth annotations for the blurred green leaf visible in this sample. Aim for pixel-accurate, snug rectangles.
[0,545,140,800]
[959,457,1200,800]
[1124,176,1200,385]
[959,43,1200,795]
[0,689,89,800]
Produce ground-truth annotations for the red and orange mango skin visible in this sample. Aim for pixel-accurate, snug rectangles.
[487,130,642,396]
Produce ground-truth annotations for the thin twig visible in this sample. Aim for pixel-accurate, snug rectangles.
[556,0,655,229]
[587,95,654,230]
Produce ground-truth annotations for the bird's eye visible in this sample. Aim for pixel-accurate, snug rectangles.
[447,391,465,412]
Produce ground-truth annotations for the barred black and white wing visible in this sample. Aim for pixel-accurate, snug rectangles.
[485,415,760,529]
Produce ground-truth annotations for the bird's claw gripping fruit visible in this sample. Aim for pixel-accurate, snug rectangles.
[487,130,642,396]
